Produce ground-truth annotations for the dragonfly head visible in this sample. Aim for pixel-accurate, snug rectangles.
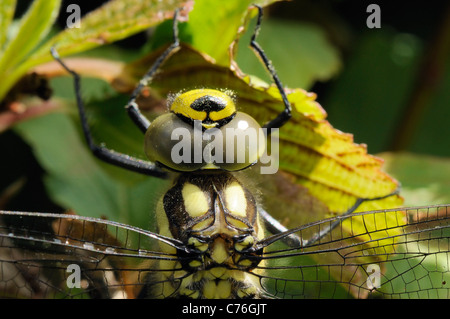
[144,89,266,173]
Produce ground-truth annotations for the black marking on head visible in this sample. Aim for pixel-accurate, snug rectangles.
[175,112,236,129]
[190,95,227,113]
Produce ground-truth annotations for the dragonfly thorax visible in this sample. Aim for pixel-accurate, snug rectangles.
[150,172,266,298]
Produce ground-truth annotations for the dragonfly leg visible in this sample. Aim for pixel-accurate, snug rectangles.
[249,5,292,133]
[125,9,181,134]
[303,185,402,247]
[50,49,167,178]
[259,185,401,249]
[259,206,303,248]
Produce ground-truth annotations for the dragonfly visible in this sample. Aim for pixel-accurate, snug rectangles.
[0,6,449,299]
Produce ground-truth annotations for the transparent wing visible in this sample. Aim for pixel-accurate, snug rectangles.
[0,205,449,299]
[255,205,450,299]
[0,211,186,299]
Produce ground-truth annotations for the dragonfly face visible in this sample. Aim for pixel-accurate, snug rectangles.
[1,6,449,300]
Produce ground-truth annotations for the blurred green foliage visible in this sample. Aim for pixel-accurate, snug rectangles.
[1,1,449,215]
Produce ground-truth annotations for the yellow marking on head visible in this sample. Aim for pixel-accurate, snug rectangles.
[224,182,247,217]
[182,183,209,218]
[202,123,217,129]
[203,162,220,169]
[170,89,236,122]
[170,91,207,121]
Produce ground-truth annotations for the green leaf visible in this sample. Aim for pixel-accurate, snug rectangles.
[323,30,423,154]
[27,0,191,68]
[235,18,341,89]
[14,111,168,229]
[0,0,61,78]
[120,45,402,219]
[149,0,282,65]
[383,152,450,206]
[182,0,257,65]
[0,0,61,101]
[0,0,191,103]
[0,0,16,51]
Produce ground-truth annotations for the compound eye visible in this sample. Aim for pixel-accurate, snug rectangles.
[219,112,266,171]
[144,112,266,172]
[144,113,204,171]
